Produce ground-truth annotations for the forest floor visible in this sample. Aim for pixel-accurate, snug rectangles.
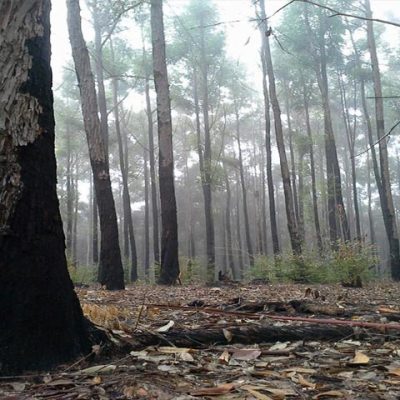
[3,282,400,399]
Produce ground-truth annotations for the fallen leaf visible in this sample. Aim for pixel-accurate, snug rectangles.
[179,352,195,362]
[46,379,75,387]
[264,387,296,397]
[92,376,102,385]
[283,367,317,374]
[223,328,233,342]
[157,346,192,354]
[242,385,273,400]
[157,320,175,332]
[9,382,25,392]
[348,351,369,366]
[297,374,316,389]
[191,383,235,396]
[313,390,344,399]
[269,341,289,351]
[231,348,262,361]
[219,350,230,363]
[80,364,117,374]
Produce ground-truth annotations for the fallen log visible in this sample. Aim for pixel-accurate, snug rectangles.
[130,324,355,349]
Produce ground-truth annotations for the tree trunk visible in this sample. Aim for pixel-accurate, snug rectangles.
[92,188,99,264]
[199,25,216,277]
[144,147,150,278]
[365,0,400,280]
[72,164,79,264]
[0,0,91,373]
[338,73,361,239]
[111,76,138,282]
[283,80,300,227]
[258,7,280,255]
[235,179,244,277]
[142,33,160,266]
[223,165,237,279]
[303,82,323,252]
[92,0,109,156]
[259,0,301,255]
[66,125,73,259]
[150,0,180,285]
[235,107,254,266]
[67,0,124,290]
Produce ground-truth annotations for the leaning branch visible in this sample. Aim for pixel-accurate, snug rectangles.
[353,120,400,158]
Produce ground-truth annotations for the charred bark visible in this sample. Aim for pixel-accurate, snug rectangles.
[150,0,180,285]
[0,0,91,373]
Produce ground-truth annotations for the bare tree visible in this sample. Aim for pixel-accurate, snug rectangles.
[150,0,180,284]
[67,0,125,289]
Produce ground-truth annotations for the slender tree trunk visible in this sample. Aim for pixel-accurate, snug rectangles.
[111,76,138,282]
[67,0,124,290]
[259,141,268,255]
[235,177,244,277]
[365,0,400,280]
[259,0,301,255]
[0,0,91,372]
[142,34,160,266]
[92,188,99,264]
[297,146,306,243]
[72,165,79,264]
[235,107,254,266]
[198,23,216,277]
[66,126,73,259]
[367,153,376,245]
[223,166,237,279]
[92,0,109,156]
[283,80,300,226]
[258,6,280,255]
[150,0,180,285]
[303,83,323,252]
[144,147,150,278]
[338,73,361,239]
[304,6,350,244]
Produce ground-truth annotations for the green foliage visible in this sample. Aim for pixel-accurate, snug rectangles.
[180,257,204,284]
[246,242,377,285]
[67,260,96,285]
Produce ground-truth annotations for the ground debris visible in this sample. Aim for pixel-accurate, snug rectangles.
[3,282,400,399]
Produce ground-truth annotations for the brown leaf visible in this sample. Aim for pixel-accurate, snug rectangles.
[313,390,345,399]
[191,383,235,396]
[231,348,262,361]
[223,328,233,342]
[242,385,273,400]
[348,351,369,366]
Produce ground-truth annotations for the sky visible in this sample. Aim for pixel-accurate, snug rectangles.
[50,0,400,93]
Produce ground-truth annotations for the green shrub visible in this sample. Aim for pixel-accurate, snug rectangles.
[67,261,96,285]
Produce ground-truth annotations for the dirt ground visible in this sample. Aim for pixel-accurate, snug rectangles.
[2,282,400,399]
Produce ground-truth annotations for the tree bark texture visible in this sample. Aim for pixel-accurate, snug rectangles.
[67,0,124,290]
[258,5,280,255]
[259,0,302,255]
[365,0,400,280]
[111,77,137,282]
[151,0,180,285]
[0,0,90,373]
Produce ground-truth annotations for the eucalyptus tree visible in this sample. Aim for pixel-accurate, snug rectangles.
[67,0,125,290]
[0,0,93,373]
[150,0,180,284]
[278,0,351,245]
[257,0,302,255]
[256,0,280,255]
[169,0,227,277]
[364,0,400,280]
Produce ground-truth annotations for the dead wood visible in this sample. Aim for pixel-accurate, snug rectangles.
[130,324,354,349]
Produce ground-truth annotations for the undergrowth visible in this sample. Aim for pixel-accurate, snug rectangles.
[245,241,378,285]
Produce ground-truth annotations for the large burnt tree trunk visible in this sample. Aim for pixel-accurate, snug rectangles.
[67,0,124,290]
[0,0,91,373]
[150,0,180,285]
